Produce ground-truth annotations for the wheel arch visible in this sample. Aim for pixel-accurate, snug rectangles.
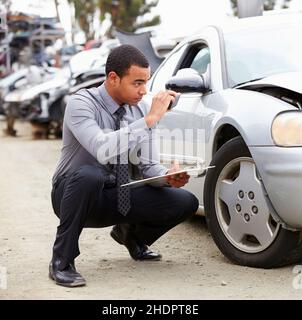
[211,132,289,229]
[212,124,242,156]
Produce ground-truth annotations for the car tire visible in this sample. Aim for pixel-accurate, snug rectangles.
[204,136,302,268]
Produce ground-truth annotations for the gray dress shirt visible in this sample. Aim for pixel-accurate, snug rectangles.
[52,83,168,186]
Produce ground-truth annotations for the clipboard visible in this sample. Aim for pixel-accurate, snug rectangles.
[121,165,215,188]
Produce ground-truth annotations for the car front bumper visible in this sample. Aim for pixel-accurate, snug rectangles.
[250,146,302,229]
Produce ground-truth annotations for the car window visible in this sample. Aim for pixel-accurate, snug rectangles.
[150,43,211,92]
[225,25,302,87]
[189,47,210,76]
[150,44,187,92]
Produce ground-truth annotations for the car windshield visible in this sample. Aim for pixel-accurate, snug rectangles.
[224,24,302,87]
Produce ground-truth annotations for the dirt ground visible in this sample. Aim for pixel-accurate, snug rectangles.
[0,118,302,300]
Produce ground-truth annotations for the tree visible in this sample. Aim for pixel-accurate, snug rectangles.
[99,0,160,34]
[67,0,160,41]
[67,0,98,40]
[230,0,292,16]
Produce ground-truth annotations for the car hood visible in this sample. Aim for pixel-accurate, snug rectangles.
[4,75,69,102]
[237,71,302,94]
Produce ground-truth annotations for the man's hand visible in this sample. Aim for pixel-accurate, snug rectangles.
[165,160,190,188]
[145,90,178,128]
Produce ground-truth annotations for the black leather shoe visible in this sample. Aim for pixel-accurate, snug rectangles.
[49,258,86,287]
[110,224,162,261]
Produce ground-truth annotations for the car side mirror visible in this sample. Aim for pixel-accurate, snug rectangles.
[165,68,208,93]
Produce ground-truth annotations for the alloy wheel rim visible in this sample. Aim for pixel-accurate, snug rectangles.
[214,157,280,253]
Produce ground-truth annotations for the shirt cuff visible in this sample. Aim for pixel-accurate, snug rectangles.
[142,164,168,178]
[147,166,171,187]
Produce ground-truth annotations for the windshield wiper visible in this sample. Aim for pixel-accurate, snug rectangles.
[233,77,264,88]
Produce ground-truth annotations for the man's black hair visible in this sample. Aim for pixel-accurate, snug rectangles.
[105,44,149,78]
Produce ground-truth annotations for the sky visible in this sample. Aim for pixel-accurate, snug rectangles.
[153,0,233,38]
[154,0,302,37]
[7,0,302,41]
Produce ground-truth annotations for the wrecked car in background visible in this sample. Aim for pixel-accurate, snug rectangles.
[2,65,69,137]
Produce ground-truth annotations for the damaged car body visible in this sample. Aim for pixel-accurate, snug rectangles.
[2,65,70,137]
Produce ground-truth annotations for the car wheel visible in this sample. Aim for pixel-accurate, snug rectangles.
[204,136,302,268]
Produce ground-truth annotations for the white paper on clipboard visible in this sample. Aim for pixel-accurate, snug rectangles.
[121,166,215,188]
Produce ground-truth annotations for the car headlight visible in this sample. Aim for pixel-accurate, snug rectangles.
[272,111,302,146]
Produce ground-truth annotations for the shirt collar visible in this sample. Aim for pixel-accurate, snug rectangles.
[99,83,128,115]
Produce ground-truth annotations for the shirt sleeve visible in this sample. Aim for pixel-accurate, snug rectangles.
[134,127,170,187]
[65,96,150,164]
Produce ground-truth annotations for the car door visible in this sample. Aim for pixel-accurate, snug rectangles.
[148,42,212,201]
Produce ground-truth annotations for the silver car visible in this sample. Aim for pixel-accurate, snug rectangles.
[146,12,302,268]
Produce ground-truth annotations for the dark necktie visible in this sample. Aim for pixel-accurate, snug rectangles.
[114,107,131,216]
